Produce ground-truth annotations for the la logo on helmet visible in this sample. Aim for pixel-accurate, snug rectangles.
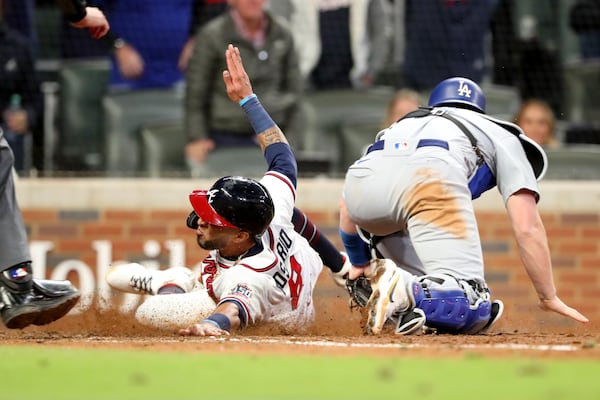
[457,79,472,98]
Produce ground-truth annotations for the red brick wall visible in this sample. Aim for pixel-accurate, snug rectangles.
[23,207,599,333]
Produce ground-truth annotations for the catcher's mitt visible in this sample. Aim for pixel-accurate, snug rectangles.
[345,276,372,308]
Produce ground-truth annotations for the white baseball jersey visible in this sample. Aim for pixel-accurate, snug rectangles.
[199,171,323,329]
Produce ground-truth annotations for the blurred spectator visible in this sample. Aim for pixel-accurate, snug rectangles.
[400,0,497,91]
[489,0,519,86]
[0,19,43,172]
[306,0,392,90]
[383,88,419,127]
[2,0,36,51]
[514,98,559,149]
[515,15,563,117]
[179,0,229,71]
[569,0,600,60]
[266,0,320,81]
[85,0,194,91]
[184,0,303,174]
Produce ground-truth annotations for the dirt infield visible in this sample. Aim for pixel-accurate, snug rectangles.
[2,294,598,359]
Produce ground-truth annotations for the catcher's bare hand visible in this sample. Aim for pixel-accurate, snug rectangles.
[538,296,589,323]
[222,44,253,103]
[179,322,230,337]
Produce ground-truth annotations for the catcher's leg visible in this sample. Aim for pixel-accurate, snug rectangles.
[106,263,197,295]
[0,262,80,329]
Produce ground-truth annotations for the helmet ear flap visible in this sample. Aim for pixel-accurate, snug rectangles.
[186,211,200,229]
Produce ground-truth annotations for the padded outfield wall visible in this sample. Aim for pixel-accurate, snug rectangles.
[15,178,600,332]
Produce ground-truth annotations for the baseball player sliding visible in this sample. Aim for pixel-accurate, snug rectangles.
[107,44,335,336]
[341,77,589,335]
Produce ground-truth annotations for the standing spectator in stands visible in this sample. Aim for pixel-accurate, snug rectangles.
[0,17,42,173]
[305,0,392,90]
[90,0,193,91]
[515,14,564,117]
[569,0,600,60]
[400,0,497,91]
[184,0,303,175]
[383,88,420,127]
[178,0,229,71]
[514,98,560,149]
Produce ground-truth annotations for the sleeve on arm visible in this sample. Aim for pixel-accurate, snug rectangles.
[56,0,87,23]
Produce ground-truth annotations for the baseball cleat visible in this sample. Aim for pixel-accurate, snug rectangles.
[479,299,504,333]
[394,308,426,335]
[106,263,196,295]
[365,259,410,335]
[0,279,80,329]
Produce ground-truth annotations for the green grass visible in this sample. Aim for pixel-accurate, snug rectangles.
[1,346,598,400]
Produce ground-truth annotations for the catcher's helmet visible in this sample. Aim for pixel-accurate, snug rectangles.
[188,176,274,239]
[428,77,486,112]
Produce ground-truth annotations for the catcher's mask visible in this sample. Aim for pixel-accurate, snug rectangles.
[188,176,275,239]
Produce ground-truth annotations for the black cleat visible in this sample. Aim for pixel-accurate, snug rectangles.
[1,279,80,329]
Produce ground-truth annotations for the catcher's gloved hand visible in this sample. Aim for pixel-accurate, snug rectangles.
[345,276,372,308]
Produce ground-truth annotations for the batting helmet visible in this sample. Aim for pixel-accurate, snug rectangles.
[188,176,274,239]
[428,77,486,112]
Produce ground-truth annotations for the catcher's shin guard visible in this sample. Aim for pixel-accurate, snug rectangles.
[411,282,492,334]
[0,262,80,329]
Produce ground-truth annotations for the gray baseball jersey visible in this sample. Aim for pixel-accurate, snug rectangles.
[343,107,541,282]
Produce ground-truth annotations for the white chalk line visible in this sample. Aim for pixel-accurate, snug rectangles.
[84,336,581,352]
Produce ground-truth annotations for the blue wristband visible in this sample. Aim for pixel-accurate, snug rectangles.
[240,94,276,134]
[239,93,257,107]
[202,313,231,331]
[339,229,371,266]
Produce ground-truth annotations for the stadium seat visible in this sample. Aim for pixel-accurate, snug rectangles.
[303,87,393,174]
[57,58,110,171]
[139,120,187,177]
[563,60,600,123]
[479,83,521,119]
[140,119,266,179]
[102,88,183,175]
[544,145,600,180]
[338,112,385,170]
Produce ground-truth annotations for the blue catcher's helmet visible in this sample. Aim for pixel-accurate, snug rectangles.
[428,77,486,112]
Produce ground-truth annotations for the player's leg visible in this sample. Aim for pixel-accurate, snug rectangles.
[106,263,197,295]
[134,288,216,330]
[292,207,350,286]
[0,138,80,329]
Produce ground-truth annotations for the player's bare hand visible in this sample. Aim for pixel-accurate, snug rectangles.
[348,263,373,280]
[222,44,253,103]
[538,296,589,323]
[71,7,109,39]
[179,322,230,337]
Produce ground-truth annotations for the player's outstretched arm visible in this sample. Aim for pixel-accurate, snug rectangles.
[507,191,589,323]
[222,44,288,153]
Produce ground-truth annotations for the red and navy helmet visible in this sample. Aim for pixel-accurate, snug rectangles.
[428,77,486,112]
[188,176,274,239]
